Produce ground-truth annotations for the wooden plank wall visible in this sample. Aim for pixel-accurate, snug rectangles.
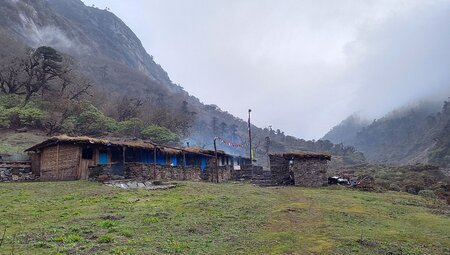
[40,144,80,181]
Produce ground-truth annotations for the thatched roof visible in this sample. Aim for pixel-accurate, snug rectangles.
[25,135,157,152]
[271,152,331,161]
[183,147,227,156]
[25,135,249,159]
[158,146,184,154]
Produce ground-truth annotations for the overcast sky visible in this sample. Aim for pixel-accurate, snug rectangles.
[82,0,450,140]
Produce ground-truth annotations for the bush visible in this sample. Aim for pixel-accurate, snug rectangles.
[418,190,436,198]
[74,103,118,135]
[0,94,23,108]
[0,105,44,128]
[389,183,401,192]
[141,125,178,144]
[0,95,43,128]
[118,118,144,136]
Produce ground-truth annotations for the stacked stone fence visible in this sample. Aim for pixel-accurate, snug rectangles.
[201,165,233,183]
[89,163,231,182]
[0,161,36,182]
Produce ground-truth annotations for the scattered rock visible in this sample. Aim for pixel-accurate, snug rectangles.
[100,215,125,220]
[104,180,177,190]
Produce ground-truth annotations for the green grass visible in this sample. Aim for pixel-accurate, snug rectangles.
[0,130,46,154]
[0,181,448,254]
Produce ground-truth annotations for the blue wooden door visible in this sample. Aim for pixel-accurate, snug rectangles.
[99,152,108,164]
[200,157,207,171]
[171,155,177,166]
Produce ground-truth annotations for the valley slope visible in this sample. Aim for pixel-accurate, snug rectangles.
[323,100,450,167]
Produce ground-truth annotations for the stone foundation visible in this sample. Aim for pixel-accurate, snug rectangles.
[89,163,210,182]
[126,163,202,181]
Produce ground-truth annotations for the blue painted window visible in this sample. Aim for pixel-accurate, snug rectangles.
[99,152,108,164]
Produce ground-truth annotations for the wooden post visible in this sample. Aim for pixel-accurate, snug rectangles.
[78,147,82,179]
[153,148,157,179]
[122,146,126,164]
[214,137,219,183]
[56,143,60,180]
[39,149,43,179]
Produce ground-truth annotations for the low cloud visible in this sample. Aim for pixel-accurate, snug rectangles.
[82,0,450,139]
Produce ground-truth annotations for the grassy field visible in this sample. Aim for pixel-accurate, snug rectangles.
[0,181,449,255]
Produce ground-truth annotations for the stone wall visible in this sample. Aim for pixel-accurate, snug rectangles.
[88,164,125,181]
[89,163,203,182]
[291,159,328,187]
[0,161,36,182]
[216,166,232,182]
[269,155,293,185]
[201,165,233,183]
[232,165,264,180]
[126,163,202,181]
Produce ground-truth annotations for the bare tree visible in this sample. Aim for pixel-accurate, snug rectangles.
[116,96,143,121]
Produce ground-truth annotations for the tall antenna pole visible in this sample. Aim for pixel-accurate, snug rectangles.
[248,109,253,164]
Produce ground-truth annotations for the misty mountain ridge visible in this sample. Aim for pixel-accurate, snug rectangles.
[0,0,367,168]
[323,99,450,167]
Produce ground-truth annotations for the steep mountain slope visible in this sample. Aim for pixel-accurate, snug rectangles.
[322,114,369,146]
[323,100,450,166]
[0,0,365,166]
[0,0,170,85]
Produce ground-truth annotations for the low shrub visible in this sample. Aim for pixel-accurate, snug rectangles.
[418,190,436,198]
[388,183,401,192]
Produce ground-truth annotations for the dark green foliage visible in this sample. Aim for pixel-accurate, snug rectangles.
[0,95,44,128]
[117,118,144,136]
[428,100,450,167]
[73,103,118,135]
[141,125,179,144]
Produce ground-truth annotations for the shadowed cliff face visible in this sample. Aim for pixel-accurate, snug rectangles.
[0,0,171,86]
[47,0,172,85]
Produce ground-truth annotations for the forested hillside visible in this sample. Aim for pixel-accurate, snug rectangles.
[0,0,364,167]
[323,100,450,167]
